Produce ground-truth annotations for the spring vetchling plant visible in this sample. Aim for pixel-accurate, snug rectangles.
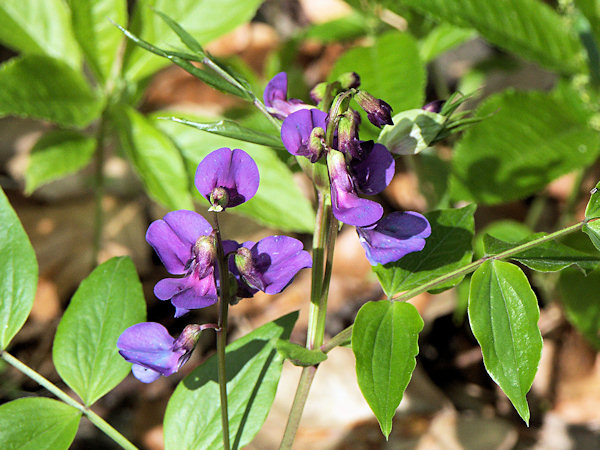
[2,0,600,448]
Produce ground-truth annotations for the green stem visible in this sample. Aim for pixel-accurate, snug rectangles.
[213,212,231,450]
[0,351,137,450]
[323,220,587,353]
[279,366,317,450]
[91,113,108,267]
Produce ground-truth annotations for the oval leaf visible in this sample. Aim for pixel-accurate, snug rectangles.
[352,300,423,438]
[164,311,298,450]
[468,260,542,424]
[0,398,80,449]
[0,187,38,350]
[53,256,146,406]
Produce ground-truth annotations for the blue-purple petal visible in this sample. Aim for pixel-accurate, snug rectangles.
[281,109,328,161]
[131,364,162,383]
[155,274,218,311]
[263,72,288,107]
[350,142,395,195]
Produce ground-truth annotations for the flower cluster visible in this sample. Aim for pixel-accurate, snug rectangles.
[118,148,311,382]
[267,72,431,265]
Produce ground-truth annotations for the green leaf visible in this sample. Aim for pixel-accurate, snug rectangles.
[111,106,193,211]
[53,257,146,406]
[473,220,532,259]
[450,90,600,204]
[483,234,600,273]
[0,55,103,128]
[303,13,369,43]
[161,117,284,149]
[25,130,96,194]
[419,23,476,63]
[276,340,328,367]
[330,31,426,114]
[576,0,600,48]
[0,187,38,350]
[0,0,81,68]
[399,0,584,74]
[352,300,423,438]
[0,398,80,449]
[164,311,298,450]
[585,181,600,218]
[468,260,542,424]
[68,0,127,83]
[377,109,445,155]
[374,204,476,297]
[558,267,600,349]
[153,112,315,232]
[123,0,264,80]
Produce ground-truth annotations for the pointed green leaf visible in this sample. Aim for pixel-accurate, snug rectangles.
[0,188,38,350]
[164,311,298,450]
[374,204,476,297]
[585,181,600,218]
[111,106,193,211]
[25,130,96,194]
[468,260,542,424]
[377,109,445,155]
[0,398,80,449]
[399,0,584,73]
[53,256,146,406]
[68,0,127,83]
[0,0,81,68]
[276,340,327,367]
[0,55,103,128]
[352,300,423,438]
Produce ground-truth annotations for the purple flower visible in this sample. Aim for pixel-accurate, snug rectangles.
[327,149,383,227]
[349,141,395,195]
[356,212,431,265]
[281,109,329,162]
[264,72,310,119]
[117,322,204,383]
[233,236,312,295]
[146,210,218,317]
[355,90,393,128]
[195,148,259,211]
[337,110,362,160]
[422,100,444,113]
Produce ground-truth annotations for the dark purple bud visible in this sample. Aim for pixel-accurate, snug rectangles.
[117,322,205,383]
[337,72,360,89]
[264,72,310,119]
[422,100,444,113]
[356,211,431,266]
[327,149,383,226]
[233,236,312,296]
[281,109,328,163]
[195,148,259,209]
[349,142,395,195]
[355,90,393,128]
[310,82,327,103]
[337,110,362,159]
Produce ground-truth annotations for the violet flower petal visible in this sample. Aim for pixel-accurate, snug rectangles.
[263,72,310,119]
[281,109,328,162]
[356,211,431,265]
[146,210,212,274]
[155,274,218,312]
[350,142,395,195]
[195,148,259,208]
[131,364,162,383]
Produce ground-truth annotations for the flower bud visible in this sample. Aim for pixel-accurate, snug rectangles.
[422,100,444,113]
[337,72,360,89]
[337,110,362,159]
[308,126,326,161]
[310,82,328,104]
[354,90,393,128]
[173,324,204,355]
[209,186,229,212]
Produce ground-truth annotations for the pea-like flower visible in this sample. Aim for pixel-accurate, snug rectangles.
[264,72,310,119]
[281,109,329,162]
[356,212,431,265]
[349,141,395,195]
[195,147,259,211]
[146,210,218,317]
[117,323,205,383]
[355,90,393,128]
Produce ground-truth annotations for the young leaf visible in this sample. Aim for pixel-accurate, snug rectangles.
[558,267,600,349]
[374,204,476,297]
[153,113,315,232]
[164,311,298,450]
[25,130,96,194]
[0,0,81,68]
[352,300,423,438]
[450,90,600,204]
[68,0,127,83]
[0,188,38,350]
[276,340,328,367]
[0,55,103,128]
[111,105,194,211]
[123,0,264,81]
[53,256,146,406]
[0,398,80,449]
[468,260,542,424]
[377,109,445,155]
[399,0,584,74]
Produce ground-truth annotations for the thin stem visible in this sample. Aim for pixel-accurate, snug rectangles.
[213,212,231,450]
[279,366,317,450]
[0,351,137,450]
[253,98,283,130]
[91,113,108,267]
